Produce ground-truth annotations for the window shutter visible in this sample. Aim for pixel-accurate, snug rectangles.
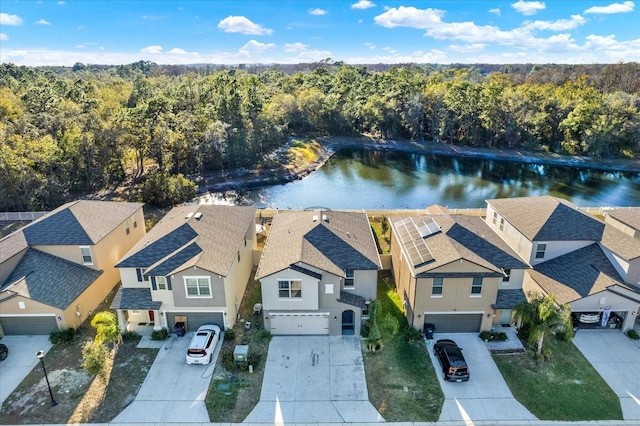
[167,276,172,290]
[136,268,142,282]
[151,276,157,290]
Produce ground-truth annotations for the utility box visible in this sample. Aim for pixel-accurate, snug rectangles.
[234,345,249,363]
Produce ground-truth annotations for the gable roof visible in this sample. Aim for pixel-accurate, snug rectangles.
[0,248,103,309]
[606,208,640,231]
[255,210,381,280]
[600,224,640,261]
[21,200,143,246]
[487,196,604,241]
[117,204,256,277]
[390,214,528,277]
[527,243,630,305]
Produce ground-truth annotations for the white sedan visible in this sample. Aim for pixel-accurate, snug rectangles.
[578,312,601,324]
[186,324,221,365]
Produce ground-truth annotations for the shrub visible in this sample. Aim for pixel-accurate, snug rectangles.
[151,328,168,341]
[517,323,531,342]
[82,341,109,379]
[479,331,508,341]
[49,327,76,345]
[403,326,423,342]
[142,172,197,207]
[224,329,235,341]
[627,329,639,340]
[121,330,140,342]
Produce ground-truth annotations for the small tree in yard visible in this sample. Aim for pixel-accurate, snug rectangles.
[514,291,573,357]
[365,299,400,352]
[91,311,121,345]
[82,341,109,380]
[82,311,120,379]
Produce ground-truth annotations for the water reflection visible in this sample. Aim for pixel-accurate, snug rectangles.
[228,148,640,209]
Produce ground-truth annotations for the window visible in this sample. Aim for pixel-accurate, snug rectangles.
[80,246,92,264]
[502,269,511,282]
[278,280,302,298]
[156,276,167,290]
[492,212,498,225]
[125,226,130,235]
[344,268,355,287]
[136,268,149,282]
[184,277,212,298]
[432,277,443,296]
[133,218,138,228]
[324,284,334,294]
[237,251,241,262]
[471,277,483,295]
[499,218,505,231]
[535,243,547,259]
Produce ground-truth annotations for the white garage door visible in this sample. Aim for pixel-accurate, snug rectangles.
[269,313,329,335]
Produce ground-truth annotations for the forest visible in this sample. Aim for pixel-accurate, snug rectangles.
[1,61,639,211]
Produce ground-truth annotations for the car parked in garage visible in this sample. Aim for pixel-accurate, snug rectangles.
[433,339,470,382]
[577,312,601,324]
[186,324,221,365]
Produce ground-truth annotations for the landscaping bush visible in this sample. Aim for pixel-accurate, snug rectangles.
[151,328,168,340]
[81,340,109,379]
[49,327,76,345]
[121,330,140,342]
[627,329,639,340]
[403,326,423,342]
[517,323,531,342]
[224,329,235,341]
[479,331,508,341]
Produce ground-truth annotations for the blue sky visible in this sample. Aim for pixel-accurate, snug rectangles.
[1,1,638,66]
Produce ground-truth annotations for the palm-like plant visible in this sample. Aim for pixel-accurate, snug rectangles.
[514,291,573,356]
[91,311,121,345]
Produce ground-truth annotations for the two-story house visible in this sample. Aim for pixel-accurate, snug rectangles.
[0,201,145,335]
[486,196,640,331]
[390,213,529,333]
[604,207,640,240]
[113,204,256,332]
[255,210,381,336]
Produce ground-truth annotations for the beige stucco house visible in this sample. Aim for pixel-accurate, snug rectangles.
[255,210,381,336]
[604,207,640,240]
[0,201,145,336]
[113,204,256,332]
[390,213,529,333]
[487,196,640,332]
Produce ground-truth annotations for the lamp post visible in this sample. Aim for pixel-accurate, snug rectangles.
[36,350,57,407]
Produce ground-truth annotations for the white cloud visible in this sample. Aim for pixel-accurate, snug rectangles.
[489,8,501,16]
[140,45,163,54]
[0,33,8,40]
[238,40,276,57]
[167,48,187,54]
[522,15,586,31]
[284,42,308,53]
[308,8,327,16]
[217,16,273,35]
[449,43,486,53]
[584,1,634,14]
[364,42,376,49]
[0,13,23,25]
[351,0,376,10]
[35,19,51,25]
[511,1,546,16]
[374,6,445,29]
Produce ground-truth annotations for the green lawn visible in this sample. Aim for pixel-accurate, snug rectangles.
[492,337,623,421]
[362,271,444,422]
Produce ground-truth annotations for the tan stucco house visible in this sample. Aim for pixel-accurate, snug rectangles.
[255,210,381,336]
[113,204,256,332]
[0,201,145,336]
[604,207,640,240]
[487,196,640,332]
[390,213,529,333]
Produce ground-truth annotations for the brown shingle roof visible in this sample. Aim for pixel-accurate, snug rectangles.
[600,224,640,261]
[606,208,640,231]
[256,210,381,279]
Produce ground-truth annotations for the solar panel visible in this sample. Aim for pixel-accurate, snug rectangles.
[395,217,437,268]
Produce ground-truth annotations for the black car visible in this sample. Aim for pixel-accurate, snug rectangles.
[0,343,8,361]
[433,339,470,382]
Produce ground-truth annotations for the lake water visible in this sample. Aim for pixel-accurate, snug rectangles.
[226,148,640,209]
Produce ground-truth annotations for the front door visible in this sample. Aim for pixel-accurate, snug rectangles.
[148,310,155,324]
[342,310,354,335]
[499,309,512,324]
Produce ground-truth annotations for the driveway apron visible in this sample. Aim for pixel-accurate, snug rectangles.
[573,331,640,420]
[111,332,220,423]
[428,333,537,422]
[244,335,384,423]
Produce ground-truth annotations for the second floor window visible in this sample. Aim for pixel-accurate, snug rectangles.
[185,277,211,297]
[156,276,167,290]
[492,212,498,224]
[80,246,92,264]
[535,243,547,259]
[432,277,443,296]
[344,268,355,287]
[471,277,483,295]
[502,269,511,282]
[499,218,505,231]
[279,280,302,298]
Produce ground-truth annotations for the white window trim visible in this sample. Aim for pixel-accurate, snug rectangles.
[156,276,167,290]
[184,276,212,298]
[431,277,444,298]
[80,246,93,265]
[278,279,302,300]
[470,277,483,297]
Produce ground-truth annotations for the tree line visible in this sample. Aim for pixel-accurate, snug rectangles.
[1,61,639,211]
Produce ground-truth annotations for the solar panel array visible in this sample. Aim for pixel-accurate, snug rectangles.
[395,217,441,268]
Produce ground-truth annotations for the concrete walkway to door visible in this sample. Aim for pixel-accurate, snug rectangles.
[244,335,384,423]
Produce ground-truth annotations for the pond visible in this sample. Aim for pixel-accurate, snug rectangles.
[223,148,640,209]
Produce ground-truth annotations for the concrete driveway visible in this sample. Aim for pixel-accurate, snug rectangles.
[244,335,383,423]
[573,331,640,420]
[428,333,537,422]
[0,335,52,409]
[111,331,221,423]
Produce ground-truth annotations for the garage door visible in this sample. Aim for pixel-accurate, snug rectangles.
[424,313,482,333]
[269,313,329,335]
[167,312,224,332]
[0,316,58,335]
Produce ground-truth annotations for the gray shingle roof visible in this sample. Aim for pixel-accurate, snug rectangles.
[1,248,103,309]
[0,231,28,263]
[110,287,161,310]
[338,290,368,308]
[256,210,381,280]
[492,289,527,309]
[606,208,640,231]
[527,243,627,305]
[600,224,640,261]
[118,205,256,277]
[487,196,604,241]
